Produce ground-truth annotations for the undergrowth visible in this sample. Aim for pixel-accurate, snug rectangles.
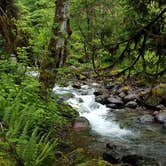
[0,60,77,166]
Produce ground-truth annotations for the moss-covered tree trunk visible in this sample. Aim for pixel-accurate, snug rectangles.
[0,0,18,55]
[40,0,72,91]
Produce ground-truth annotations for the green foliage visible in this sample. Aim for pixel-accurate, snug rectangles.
[69,0,166,78]
[17,128,57,166]
[0,60,77,165]
[16,0,54,65]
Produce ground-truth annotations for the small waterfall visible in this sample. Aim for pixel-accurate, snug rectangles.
[53,84,132,138]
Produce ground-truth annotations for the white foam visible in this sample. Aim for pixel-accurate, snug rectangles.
[54,85,132,137]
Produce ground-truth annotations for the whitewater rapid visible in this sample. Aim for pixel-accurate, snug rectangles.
[53,84,132,138]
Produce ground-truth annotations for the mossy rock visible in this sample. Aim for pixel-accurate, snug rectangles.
[78,159,124,166]
[152,83,166,99]
[79,74,87,80]
[115,76,125,82]
[68,148,86,163]
[55,148,86,166]
[144,95,161,106]
[59,103,78,120]
[121,86,129,92]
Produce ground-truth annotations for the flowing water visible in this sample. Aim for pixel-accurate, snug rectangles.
[53,83,166,165]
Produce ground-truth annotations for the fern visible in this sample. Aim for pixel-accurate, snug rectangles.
[18,128,57,166]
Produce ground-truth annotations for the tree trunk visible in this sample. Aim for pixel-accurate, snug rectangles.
[39,0,72,91]
[0,1,18,55]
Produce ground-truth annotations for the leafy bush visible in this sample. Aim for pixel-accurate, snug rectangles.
[0,60,77,165]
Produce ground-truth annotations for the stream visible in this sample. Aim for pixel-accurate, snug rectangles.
[53,83,166,165]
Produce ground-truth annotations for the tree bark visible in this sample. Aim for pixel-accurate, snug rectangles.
[0,1,18,55]
[40,0,72,91]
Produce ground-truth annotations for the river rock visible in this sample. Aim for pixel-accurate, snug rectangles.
[105,82,115,89]
[95,95,109,104]
[107,104,118,109]
[121,155,159,166]
[107,96,124,107]
[106,142,129,150]
[73,117,90,131]
[152,83,166,101]
[119,92,126,98]
[104,141,159,166]
[123,94,138,102]
[155,111,166,123]
[103,151,121,164]
[143,95,161,107]
[58,93,74,102]
[156,104,165,110]
[125,101,138,108]
[139,114,154,124]
[94,89,108,96]
[72,83,81,89]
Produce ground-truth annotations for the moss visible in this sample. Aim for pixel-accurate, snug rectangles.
[59,102,78,121]
[78,159,113,166]
[68,148,85,163]
[145,95,160,106]
[122,86,129,92]
[116,76,125,82]
[79,74,87,80]
[152,83,166,97]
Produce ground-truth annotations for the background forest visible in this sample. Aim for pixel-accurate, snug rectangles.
[0,0,166,165]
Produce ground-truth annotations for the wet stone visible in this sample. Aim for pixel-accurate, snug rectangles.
[155,111,166,123]
[107,104,118,109]
[125,101,138,108]
[156,104,165,110]
[124,94,138,102]
[95,95,109,104]
[139,114,154,124]
[73,117,90,131]
[103,151,120,164]
[72,83,81,89]
[94,89,107,96]
[107,97,124,107]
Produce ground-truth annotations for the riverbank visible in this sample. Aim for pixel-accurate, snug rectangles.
[54,78,166,166]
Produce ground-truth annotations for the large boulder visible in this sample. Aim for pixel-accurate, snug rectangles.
[73,117,90,131]
[152,83,166,101]
[143,84,166,108]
